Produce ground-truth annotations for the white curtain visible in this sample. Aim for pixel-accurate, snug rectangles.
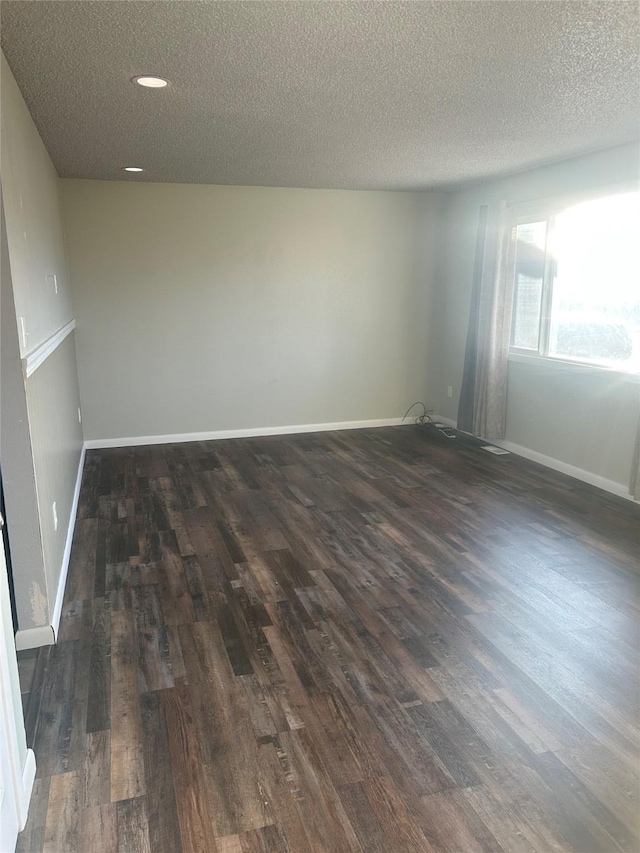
[458,201,515,439]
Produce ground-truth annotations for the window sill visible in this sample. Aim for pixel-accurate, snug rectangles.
[507,352,640,383]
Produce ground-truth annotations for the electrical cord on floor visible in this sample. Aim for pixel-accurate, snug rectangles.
[402,401,456,439]
[402,401,434,426]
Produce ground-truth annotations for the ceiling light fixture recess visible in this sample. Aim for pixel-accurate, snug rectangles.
[123,167,144,172]
[133,75,169,88]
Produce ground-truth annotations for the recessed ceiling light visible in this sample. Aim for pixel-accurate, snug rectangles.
[133,75,168,88]
[123,167,144,172]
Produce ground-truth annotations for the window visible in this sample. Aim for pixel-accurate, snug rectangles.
[509,190,640,373]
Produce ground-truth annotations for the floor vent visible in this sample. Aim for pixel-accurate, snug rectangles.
[481,445,510,455]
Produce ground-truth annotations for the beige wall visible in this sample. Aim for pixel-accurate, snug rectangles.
[0,190,28,772]
[1,55,73,354]
[504,360,638,487]
[61,179,444,441]
[435,142,640,490]
[1,211,47,631]
[26,333,83,603]
[1,52,84,642]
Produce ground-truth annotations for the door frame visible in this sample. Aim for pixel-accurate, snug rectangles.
[0,518,36,850]
[0,187,36,851]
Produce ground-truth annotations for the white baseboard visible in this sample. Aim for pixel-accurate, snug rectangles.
[15,442,87,651]
[433,415,635,502]
[432,415,457,429]
[50,443,87,640]
[18,749,37,830]
[15,624,55,651]
[84,417,410,449]
[491,438,634,501]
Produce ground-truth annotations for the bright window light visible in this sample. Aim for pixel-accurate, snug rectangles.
[510,191,640,373]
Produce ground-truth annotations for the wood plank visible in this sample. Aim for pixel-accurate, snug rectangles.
[86,597,111,733]
[17,428,640,853]
[116,797,151,853]
[42,771,81,853]
[80,804,118,853]
[419,789,504,853]
[141,689,183,852]
[179,621,273,836]
[33,641,77,778]
[162,680,217,851]
[133,584,174,691]
[157,530,197,626]
[16,777,50,853]
[84,729,111,806]
[110,610,145,802]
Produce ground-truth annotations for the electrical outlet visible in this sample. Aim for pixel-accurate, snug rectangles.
[447,385,453,398]
[46,273,58,294]
[52,502,58,532]
[78,407,82,424]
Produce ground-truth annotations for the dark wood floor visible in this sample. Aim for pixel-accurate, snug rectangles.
[16,426,640,852]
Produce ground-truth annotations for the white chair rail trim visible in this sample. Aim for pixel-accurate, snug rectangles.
[23,319,76,379]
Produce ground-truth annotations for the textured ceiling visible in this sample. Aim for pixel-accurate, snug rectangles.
[1,1,638,190]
